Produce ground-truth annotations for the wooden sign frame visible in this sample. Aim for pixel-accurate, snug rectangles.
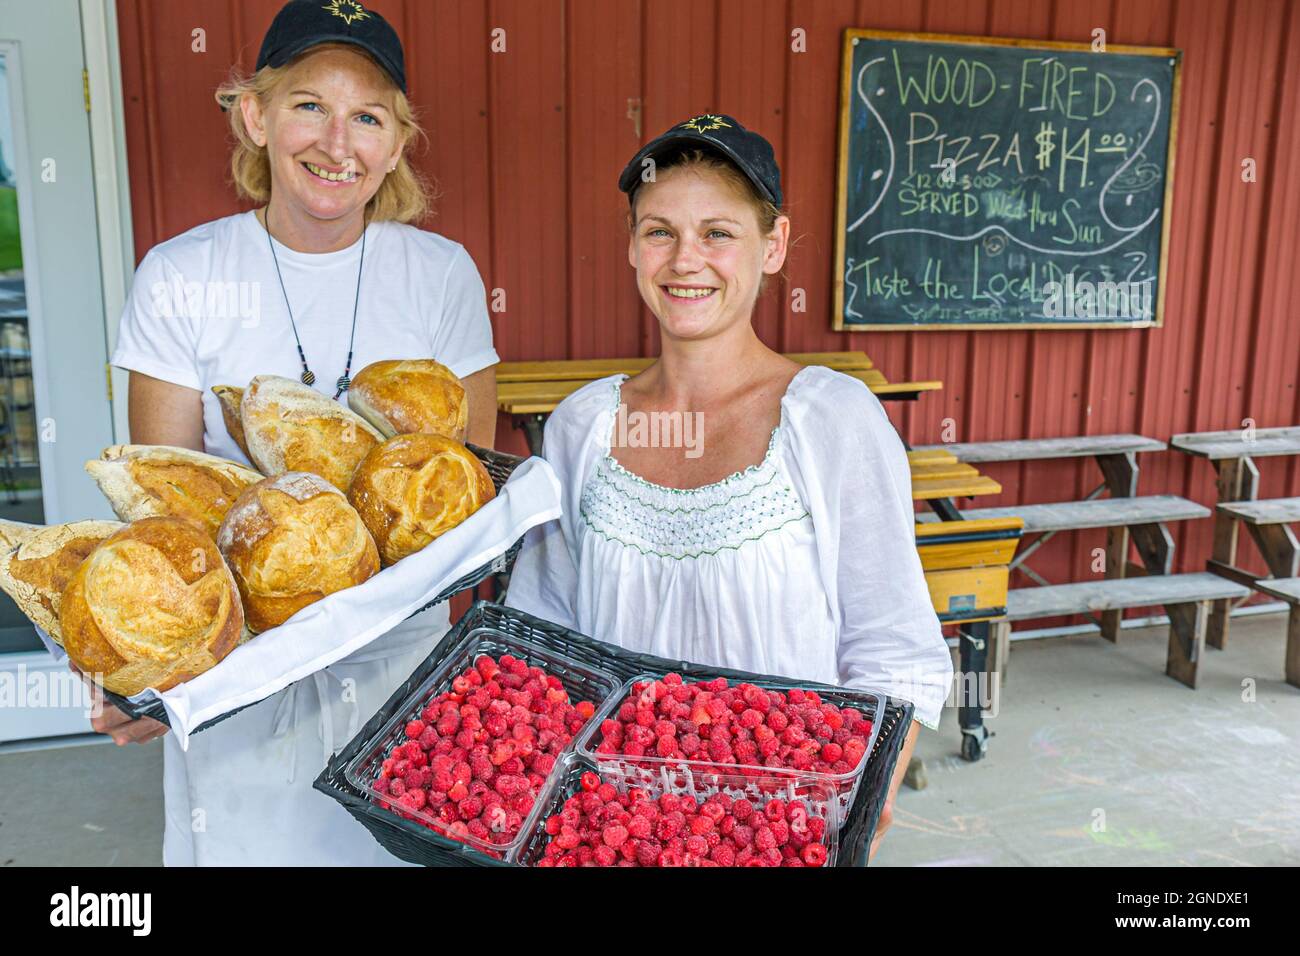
[832,29,1183,332]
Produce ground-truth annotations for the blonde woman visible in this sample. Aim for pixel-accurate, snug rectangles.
[506,115,952,863]
[96,1,498,865]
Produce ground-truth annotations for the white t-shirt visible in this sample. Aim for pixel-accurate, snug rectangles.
[505,367,953,730]
[112,210,499,465]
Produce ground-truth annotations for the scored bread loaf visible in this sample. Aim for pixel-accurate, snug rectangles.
[216,472,379,633]
[85,444,263,538]
[0,518,42,551]
[212,385,251,460]
[241,374,384,491]
[0,520,124,646]
[348,359,468,441]
[60,517,244,696]
[348,433,495,566]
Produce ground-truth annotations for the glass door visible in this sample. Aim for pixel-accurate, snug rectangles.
[0,0,119,743]
[0,51,46,656]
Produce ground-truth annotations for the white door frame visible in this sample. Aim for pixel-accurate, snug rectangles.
[83,0,134,442]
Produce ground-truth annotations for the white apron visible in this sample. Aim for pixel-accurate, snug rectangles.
[160,606,449,866]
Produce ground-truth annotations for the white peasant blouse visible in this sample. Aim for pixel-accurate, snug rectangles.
[505,366,952,730]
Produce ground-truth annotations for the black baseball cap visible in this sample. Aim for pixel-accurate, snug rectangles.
[256,0,406,92]
[618,114,782,207]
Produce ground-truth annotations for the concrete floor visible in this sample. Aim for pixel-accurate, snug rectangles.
[1,611,1297,867]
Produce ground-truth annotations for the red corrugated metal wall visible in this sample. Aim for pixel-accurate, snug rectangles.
[116,0,1300,616]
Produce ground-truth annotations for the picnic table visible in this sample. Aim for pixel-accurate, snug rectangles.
[1170,426,1300,650]
[497,352,942,455]
[909,433,1213,760]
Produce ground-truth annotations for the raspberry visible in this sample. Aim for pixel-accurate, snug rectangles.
[754,827,777,851]
[820,742,843,764]
[739,709,763,729]
[556,826,580,850]
[764,798,786,822]
[602,824,629,848]
[398,789,426,812]
[801,843,828,867]
[688,814,714,835]
[731,824,754,847]
[710,843,736,866]
[655,814,683,841]
[636,839,663,866]
[458,796,483,820]
[592,845,617,867]
[731,798,754,821]
[576,700,595,719]
[685,834,708,857]
[580,771,600,792]
[769,819,789,845]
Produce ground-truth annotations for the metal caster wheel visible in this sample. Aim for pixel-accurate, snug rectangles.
[960,728,989,762]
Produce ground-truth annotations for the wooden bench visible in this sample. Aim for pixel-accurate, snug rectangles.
[1171,427,1300,649]
[993,572,1251,691]
[1249,577,1300,688]
[498,352,943,453]
[916,495,1209,536]
[1212,497,1300,688]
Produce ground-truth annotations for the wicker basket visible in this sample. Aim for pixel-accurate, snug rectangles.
[104,444,527,733]
[314,601,915,866]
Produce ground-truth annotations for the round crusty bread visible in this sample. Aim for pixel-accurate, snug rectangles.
[241,374,384,491]
[0,520,124,646]
[216,472,379,633]
[347,433,495,566]
[59,517,244,696]
[211,385,251,460]
[348,359,468,441]
[0,518,42,552]
[85,444,263,539]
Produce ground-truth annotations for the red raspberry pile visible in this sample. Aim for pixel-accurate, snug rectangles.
[593,673,872,776]
[373,653,597,849]
[536,772,831,867]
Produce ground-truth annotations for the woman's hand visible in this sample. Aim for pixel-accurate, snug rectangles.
[868,719,920,862]
[75,664,168,745]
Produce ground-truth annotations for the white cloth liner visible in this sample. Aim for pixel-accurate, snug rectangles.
[36,456,561,748]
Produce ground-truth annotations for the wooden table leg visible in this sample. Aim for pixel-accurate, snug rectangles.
[1165,599,1208,689]
[514,414,548,457]
[1208,457,1260,649]
[1287,604,1300,690]
[1096,453,1138,642]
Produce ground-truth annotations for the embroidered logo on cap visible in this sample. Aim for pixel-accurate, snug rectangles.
[323,0,371,25]
[680,114,731,134]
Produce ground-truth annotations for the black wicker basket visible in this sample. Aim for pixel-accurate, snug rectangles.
[104,444,528,733]
[314,600,914,867]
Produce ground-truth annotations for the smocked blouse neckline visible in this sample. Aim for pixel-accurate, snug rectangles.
[602,366,811,496]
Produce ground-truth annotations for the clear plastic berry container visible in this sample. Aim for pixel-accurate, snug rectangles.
[515,754,841,867]
[574,673,886,821]
[342,627,623,861]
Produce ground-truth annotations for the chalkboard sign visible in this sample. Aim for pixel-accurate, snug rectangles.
[833,30,1181,330]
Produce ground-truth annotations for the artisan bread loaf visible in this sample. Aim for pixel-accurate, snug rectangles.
[241,375,384,491]
[0,518,41,551]
[59,517,244,696]
[216,472,379,633]
[0,520,123,645]
[212,385,251,460]
[85,444,262,538]
[348,359,468,441]
[348,433,495,566]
